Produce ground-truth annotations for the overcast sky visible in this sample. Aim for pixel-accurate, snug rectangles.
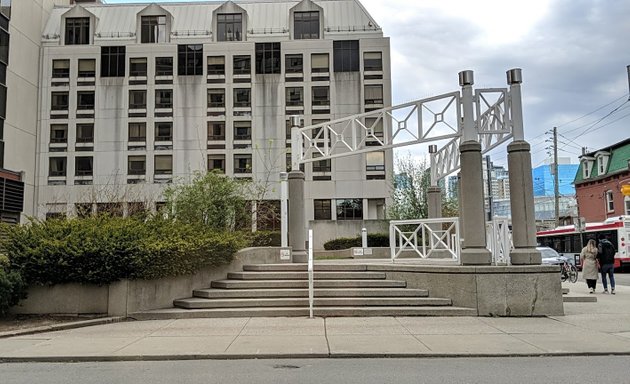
[105,0,630,167]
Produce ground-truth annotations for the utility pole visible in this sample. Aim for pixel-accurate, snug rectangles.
[552,126,560,228]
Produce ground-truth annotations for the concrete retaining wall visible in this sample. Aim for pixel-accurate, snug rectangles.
[367,264,564,316]
[10,247,285,317]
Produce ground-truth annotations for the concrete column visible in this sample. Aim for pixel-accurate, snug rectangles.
[458,70,491,265]
[288,170,307,263]
[459,141,491,265]
[507,141,541,264]
[506,69,540,265]
[427,186,442,219]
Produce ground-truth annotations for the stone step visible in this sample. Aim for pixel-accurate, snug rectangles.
[243,264,368,272]
[174,297,451,309]
[211,279,407,289]
[227,271,386,280]
[193,288,429,299]
[131,306,477,320]
[563,296,597,303]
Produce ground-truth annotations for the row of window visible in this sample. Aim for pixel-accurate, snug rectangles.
[50,84,383,111]
[55,41,377,78]
[49,152,386,179]
[0,2,8,169]
[64,12,321,45]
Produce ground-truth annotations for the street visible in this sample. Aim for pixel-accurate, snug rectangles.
[612,271,630,286]
[1,357,629,384]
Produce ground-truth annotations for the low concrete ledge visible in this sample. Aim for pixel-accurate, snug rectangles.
[367,264,559,274]
[10,247,285,317]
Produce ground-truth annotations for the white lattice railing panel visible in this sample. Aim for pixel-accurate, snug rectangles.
[389,218,460,261]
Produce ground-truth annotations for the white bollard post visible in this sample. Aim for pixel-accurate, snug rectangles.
[361,228,368,249]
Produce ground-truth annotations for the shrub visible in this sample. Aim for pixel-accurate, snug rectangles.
[0,267,27,316]
[0,216,246,286]
[323,233,390,250]
[244,231,281,247]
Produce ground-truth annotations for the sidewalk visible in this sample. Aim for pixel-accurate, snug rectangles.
[1,283,629,362]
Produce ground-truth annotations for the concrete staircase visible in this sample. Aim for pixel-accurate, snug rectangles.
[132,264,476,319]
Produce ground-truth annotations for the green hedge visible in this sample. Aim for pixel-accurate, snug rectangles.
[0,216,246,286]
[0,255,28,316]
[323,233,390,250]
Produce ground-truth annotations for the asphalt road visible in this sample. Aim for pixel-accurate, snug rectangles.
[1,357,628,384]
[612,271,630,286]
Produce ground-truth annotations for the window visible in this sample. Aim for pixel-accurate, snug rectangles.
[51,92,69,110]
[314,199,331,220]
[128,155,146,175]
[207,56,225,75]
[311,53,329,73]
[208,122,225,140]
[128,122,146,142]
[129,57,147,77]
[597,155,609,175]
[285,54,303,73]
[583,160,593,179]
[294,11,319,39]
[129,90,147,109]
[50,124,68,143]
[365,85,384,104]
[217,13,242,42]
[101,46,126,77]
[364,52,382,71]
[234,88,251,107]
[154,155,172,175]
[76,123,94,143]
[234,154,252,173]
[255,43,281,74]
[366,151,385,171]
[233,55,251,75]
[155,57,173,76]
[365,117,384,138]
[208,154,225,173]
[178,44,203,76]
[155,89,173,109]
[75,203,93,218]
[312,155,331,172]
[141,15,166,43]
[78,59,96,77]
[155,122,172,141]
[52,60,70,78]
[65,17,90,45]
[75,156,93,176]
[49,157,67,177]
[234,121,251,140]
[337,198,363,220]
[625,196,630,216]
[312,86,329,106]
[333,40,359,72]
[207,89,225,108]
[0,0,10,19]
[606,190,614,212]
[286,87,303,106]
[77,91,94,110]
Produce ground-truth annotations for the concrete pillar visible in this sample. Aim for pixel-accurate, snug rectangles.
[506,68,541,265]
[507,141,541,264]
[459,141,491,265]
[427,186,442,219]
[288,170,307,263]
[458,70,491,265]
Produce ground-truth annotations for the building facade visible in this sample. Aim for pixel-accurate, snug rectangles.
[1,0,73,224]
[532,159,578,197]
[575,138,630,222]
[35,0,393,236]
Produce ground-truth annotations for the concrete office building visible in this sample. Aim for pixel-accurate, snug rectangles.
[35,0,393,240]
[1,0,73,224]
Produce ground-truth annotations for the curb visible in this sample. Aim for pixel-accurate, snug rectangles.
[0,317,127,339]
[2,351,630,363]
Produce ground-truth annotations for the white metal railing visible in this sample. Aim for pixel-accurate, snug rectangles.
[308,229,314,319]
[389,218,460,262]
[487,217,512,265]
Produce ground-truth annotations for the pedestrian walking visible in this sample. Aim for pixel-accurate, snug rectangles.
[580,239,599,293]
[597,236,617,294]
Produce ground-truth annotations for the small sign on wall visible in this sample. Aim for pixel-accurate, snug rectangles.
[280,249,291,260]
[353,248,364,256]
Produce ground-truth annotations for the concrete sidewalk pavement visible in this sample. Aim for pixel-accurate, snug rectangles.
[1,283,629,362]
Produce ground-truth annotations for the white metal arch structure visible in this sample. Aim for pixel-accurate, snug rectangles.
[291,86,514,179]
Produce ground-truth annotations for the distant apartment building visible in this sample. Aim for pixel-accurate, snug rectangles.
[575,138,630,221]
[532,158,579,197]
[35,0,393,234]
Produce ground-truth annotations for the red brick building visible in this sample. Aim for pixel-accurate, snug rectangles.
[574,138,630,222]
